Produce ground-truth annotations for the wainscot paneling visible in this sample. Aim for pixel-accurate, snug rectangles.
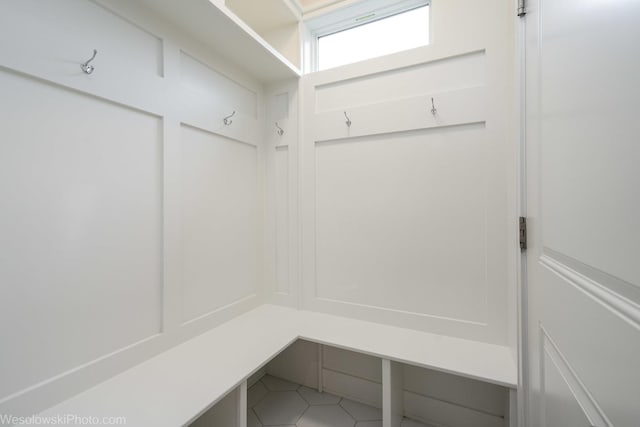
[314,123,489,324]
[0,0,267,417]
[540,328,607,427]
[265,81,300,308]
[301,42,512,345]
[180,124,260,324]
[537,256,640,427]
[0,68,163,400]
[275,146,291,295]
[315,49,485,113]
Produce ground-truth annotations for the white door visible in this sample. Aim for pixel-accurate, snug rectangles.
[524,0,640,426]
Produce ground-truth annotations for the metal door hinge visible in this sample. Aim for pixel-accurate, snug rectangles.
[519,217,527,251]
[517,0,526,17]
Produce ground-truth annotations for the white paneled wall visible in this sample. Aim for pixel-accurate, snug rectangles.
[298,0,517,346]
[0,69,164,399]
[180,125,260,324]
[0,0,518,422]
[0,0,266,416]
[265,81,300,308]
[313,50,485,113]
[314,123,487,322]
[274,145,291,294]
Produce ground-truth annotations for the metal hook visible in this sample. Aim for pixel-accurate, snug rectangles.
[275,122,284,136]
[430,97,437,115]
[81,49,98,74]
[223,110,236,125]
[344,111,352,127]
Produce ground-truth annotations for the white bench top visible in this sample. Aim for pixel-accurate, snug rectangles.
[39,305,517,426]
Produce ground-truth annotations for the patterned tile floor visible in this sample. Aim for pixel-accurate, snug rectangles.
[248,375,432,427]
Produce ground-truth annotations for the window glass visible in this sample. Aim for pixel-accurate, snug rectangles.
[318,6,430,71]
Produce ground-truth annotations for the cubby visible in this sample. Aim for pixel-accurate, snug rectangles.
[189,337,513,427]
[190,384,246,427]
[248,340,387,427]
[398,364,510,427]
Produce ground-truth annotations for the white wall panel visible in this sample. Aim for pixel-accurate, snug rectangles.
[538,260,639,427]
[300,0,517,346]
[315,50,485,112]
[524,0,640,425]
[541,351,591,427]
[0,70,163,399]
[275,147,291,294]
[265,82,299,308]
[272,92,290,121]
[0,0,266,415]
[180,51,258,119]
[0,0,163,80]
[539,6,640,287]
[314,124,488,324]
[313,87,486,143]
[180,125,260,323]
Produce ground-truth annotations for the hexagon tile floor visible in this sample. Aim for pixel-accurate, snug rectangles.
[248,375,433,427]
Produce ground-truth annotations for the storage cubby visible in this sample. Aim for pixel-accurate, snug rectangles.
[245,339,512,427]
[378,360,512,427]
[399,364,509,427]
[321,345,383,409]
[249,340,384,426]
[190,383,246,427]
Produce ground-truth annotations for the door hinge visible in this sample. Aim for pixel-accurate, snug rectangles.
[519,217,527,251]
[517,0,526,17]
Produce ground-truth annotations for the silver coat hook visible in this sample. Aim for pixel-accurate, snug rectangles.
[81,49,98,74]
[344,111,352,127]
[275,122,284,136]
[430,97,437,115]
[223,110,236,125]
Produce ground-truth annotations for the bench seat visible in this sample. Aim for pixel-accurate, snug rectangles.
[39,304,517,426]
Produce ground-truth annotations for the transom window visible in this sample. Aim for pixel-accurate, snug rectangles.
[309,1,430,71]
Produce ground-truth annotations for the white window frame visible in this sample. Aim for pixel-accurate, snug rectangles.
[303,0,431,73]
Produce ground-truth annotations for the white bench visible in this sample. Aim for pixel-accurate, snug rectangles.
[38,305,517,426]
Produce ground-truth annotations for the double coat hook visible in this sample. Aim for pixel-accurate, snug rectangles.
[223,111,236,125]
[430,97,437,115]
[81,49,98,74]
[344,111,352,127]
[275,122,284,136]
